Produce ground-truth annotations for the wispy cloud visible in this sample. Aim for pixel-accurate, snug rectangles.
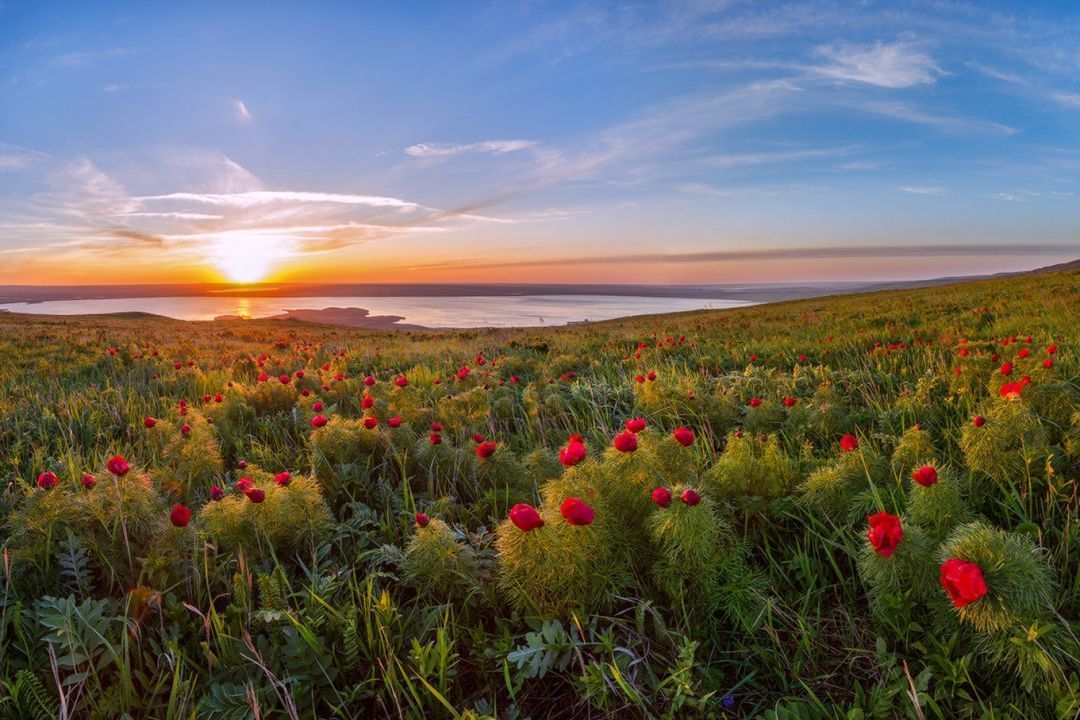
[137,190,426,211]
[404,140,537,158]
[809,41,942,88]
[52,47,135,68]
[705,146,854,168]
[898,186,944,195]
[232,99,253,124]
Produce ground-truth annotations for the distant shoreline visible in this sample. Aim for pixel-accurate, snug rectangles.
[0,274,1005,306]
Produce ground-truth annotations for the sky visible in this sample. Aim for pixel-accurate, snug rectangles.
[1,0,1079,285]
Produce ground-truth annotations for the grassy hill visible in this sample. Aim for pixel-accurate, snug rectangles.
[0,269,1077,718]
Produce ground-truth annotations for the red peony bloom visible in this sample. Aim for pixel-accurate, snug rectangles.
[1017,348,1030,359]
[312,401,324,412]
[647,370,657,381]
[363,416,379,429]
[560,497,595,526]
[999,381,1023,399]
[144,417,157,428]
[940,558,988,608]
[37,471,58,490]
[912,465,938,487]
[181,423,192,437]
[839,434,859,452]
[680,488,702,506]
[431,422,443,432]
[973,415,986,427]
[361,395,374,409]
[394,375,409,388]
[429,432,442,445]
[635,374,645,384]
[210,485,225,501]
[476,441,496,459]
[625,417,647,433]
[749,397,762,408]
[170,504,192,527]
[672,426,695,446]
[81,473,96,489]
[387,416,402,428]
[866,511,903,558]
[509,503,544,531]
[245,488,266,504]
[783,396,797,408]
[236,477,253,492]
[236,460,248,469]
[999,362,1013,376]
[613,431,638,452]
[364,375,376,386]
[415,512,430,528]
[472,432,485,443]
[311,414,329,428]
[651,486,672,508]
[274,472,292,487]
[560,437,587,467]
[1043,358,1053,369]
[258,372,269,382]
[1047,344,1057,355]
[107,455,130,477]
[279,374,291,384]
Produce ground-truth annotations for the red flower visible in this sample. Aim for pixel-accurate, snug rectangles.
[312,401,324,412]
[635,374,645,384]
[429,432,442,445]
[361,395,374,409]
[866,512,903,558]
[37,471,58,490]
[431,422,443,432]
[912,465,938,487]
[364,375,376,386]
[394,376,409,388]
[647,370,657,381]
[651,486,672,508]
[236,477,253,492]
[680,488,702,506]
[560,437,587,466]
[940,558,988,608]
[783,396,797,408]
[509,503,544,531]
[472,432,485,444]
[973,415,986,427]
[181,423,192,437]
[1047,344,1057,355]
[274,472,292,487]
[415,512,430,528]
[363,416,379,429]
[560,497,595,526]
[999,381,1023,399]
[258,372,269,382]
[999,362,1013,376]
[170,505,192,527]
[387,416,402,428]
[1017,348,1030,359]
[625,417,647,434]
[311,414,329,428]
[107,455,130,477]
[672,426,695,447]
[1043,358,1053,369]
[476,441,496,459]
[245,488,266,504]
[748,397,762,408]
[210,485,225,501]
[236,460,248,469]
[279,374,291,384]
[81,474,96,489]
[613,431,638,452]
[144,417,156,428]
[839,434,859,452]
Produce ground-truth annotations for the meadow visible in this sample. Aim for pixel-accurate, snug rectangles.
[0,269,1077,719]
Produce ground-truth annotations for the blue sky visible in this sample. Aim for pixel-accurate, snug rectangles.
[1,0,1078,284]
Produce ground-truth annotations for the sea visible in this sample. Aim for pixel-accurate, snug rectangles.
[0,294,752,328]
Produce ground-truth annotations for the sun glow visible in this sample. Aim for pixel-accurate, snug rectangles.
[208,230,292,284]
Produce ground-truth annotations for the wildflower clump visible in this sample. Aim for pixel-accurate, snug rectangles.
[402,518,485,601]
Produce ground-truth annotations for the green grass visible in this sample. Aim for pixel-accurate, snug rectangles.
[0,269,1078,719]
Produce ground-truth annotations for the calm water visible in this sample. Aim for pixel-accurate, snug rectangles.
[0,295,751,328]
